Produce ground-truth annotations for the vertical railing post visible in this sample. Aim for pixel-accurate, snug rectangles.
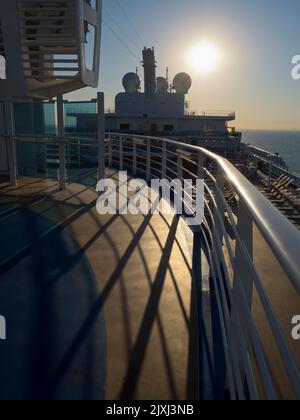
[213,168,225,242]
[177,151,183,180]
[78,141,81,169]
[233,200,254,309]
[108,137,112,168]
[211,168,233,394]
[268,156,272,189]
[231,199,254,385]
[210,168,226,290]
[197,151,204,180]
[4,98,17,186]
[162,141,167,179]
[57,95,66,190]
[146,139,151,181]
[97,92,105,181]
[133,140,137,176]
[119,136,124,171]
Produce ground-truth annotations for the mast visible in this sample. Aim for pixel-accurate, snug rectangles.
[142,47,157,97]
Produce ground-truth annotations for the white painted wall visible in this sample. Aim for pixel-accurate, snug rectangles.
[115,92,185,117]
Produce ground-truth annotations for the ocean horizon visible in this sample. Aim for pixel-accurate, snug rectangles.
[242,129,300,174]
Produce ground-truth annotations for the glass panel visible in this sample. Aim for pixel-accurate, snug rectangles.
[13,101,57,179]
[12,100,98,184]
[14,102,56,135]
[65,138,98,186]
[64,101,97,135]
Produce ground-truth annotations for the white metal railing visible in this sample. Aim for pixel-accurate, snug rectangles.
[201,110,236,118]
[2,129,300,400]
[105,133,300,400]
[247,146,300,188]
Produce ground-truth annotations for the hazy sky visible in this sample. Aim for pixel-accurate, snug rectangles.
[66,0,300,130]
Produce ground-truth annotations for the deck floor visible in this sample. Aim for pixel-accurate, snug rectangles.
[0,173,200,400]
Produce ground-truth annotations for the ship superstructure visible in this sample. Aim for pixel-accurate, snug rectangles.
[69,47,242,153]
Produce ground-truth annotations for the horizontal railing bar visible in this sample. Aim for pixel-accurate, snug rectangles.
[107,133,300,294]
[202,167,300,397]
[18,16,75,21]
[21,33,76,39]
[21,41,76,46]
[22,50,78,54]
[22,59,78,63]
[24,67,79,71]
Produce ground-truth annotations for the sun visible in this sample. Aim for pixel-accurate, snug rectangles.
[187,42,221,72]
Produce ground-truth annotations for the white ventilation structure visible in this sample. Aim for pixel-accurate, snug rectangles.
[0,0,102,99]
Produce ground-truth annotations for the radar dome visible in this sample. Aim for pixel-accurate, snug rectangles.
[173,73,192,94]
[122,73,141,93]
[156,77,169,93]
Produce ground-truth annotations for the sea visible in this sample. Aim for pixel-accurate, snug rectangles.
[242,130,300,175]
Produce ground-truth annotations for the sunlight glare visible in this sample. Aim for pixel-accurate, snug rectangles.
[187,42,221,72]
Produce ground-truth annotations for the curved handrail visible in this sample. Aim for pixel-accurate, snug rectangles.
[107,132,300,294]
[8,130,300,399]
[13,131,300,292]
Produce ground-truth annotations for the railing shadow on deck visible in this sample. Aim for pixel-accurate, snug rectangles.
[0,173,202,400]
[1,130,300,400]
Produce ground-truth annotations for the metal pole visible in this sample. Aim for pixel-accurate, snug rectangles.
[162,141,167,179]
[146,139,151,181]
[57,95,66,190]
[119,136,124,171]
[268,157,272,189]
[4,98,17,186]
[97,92,105,181]
[133,141,137,176]
[234,200,254,307]
[213,169,225,242]
[108,138,112,168]
[197,151,204,180]
[177,152,183,180]
[232,200,254,384]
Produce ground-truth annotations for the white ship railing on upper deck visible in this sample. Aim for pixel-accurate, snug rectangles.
[201,110,236,118]
[247,145,300,188]
[2,128,300,400]
[105,132,300,400]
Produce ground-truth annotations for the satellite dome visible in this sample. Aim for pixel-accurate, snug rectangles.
[156,77,169,93]
[173,73,192,94]
[122,72,141,93]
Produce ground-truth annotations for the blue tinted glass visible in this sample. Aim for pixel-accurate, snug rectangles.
[64,101,97,134]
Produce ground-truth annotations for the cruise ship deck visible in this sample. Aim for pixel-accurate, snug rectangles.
[0,161,299,400]
[0,0,299,401]
[0,172,201,400]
